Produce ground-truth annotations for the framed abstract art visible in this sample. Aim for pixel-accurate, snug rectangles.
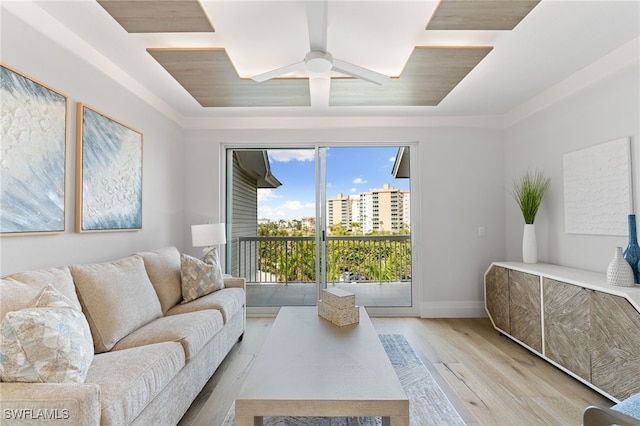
[76,103,143,232]
[0,63,68,235]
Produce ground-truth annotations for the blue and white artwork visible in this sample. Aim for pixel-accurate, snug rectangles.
[78,105,142,231]
[0,65,68,235]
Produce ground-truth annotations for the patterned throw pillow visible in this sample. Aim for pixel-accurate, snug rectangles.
[0,285,94,383]
[180,252,224,303]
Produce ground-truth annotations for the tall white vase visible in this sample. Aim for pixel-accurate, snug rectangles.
[607,247,635,287]
[522,224,537,264]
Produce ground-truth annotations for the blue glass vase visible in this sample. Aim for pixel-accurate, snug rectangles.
[623,214,640,283]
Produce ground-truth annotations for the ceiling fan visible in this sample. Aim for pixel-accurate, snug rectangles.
[250,0,389,105]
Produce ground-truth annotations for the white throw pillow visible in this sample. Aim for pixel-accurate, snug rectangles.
[180,252,224,303]
[0,285,94,383]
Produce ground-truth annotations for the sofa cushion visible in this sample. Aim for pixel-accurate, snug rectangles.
[166,287,244,323]
[112,310,224,360]
[180,253,224,303]
[85,342,184,426]
[137,246,183,313]
[70,255,162,353]
[1,266,81,320]
[0,285,93,383]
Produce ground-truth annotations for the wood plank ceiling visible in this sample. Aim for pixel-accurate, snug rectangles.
[426,0,541,31]
[330,47,493,107]
[98,0,540,108]
[146,48,311,107]
[97,0,215,33]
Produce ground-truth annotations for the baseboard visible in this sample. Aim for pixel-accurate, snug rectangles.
[247,307,280,317]
[247,303,487,318]
[419,301,487,318]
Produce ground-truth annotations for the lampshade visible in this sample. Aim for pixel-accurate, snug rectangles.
[191,223,226,247]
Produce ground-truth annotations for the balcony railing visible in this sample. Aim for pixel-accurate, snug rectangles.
[237,235,411,285]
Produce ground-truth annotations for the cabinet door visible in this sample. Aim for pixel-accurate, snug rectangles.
[543,278,590,381]
[509,270,542,352]
[591,291,640,400]
[485,265,509,333]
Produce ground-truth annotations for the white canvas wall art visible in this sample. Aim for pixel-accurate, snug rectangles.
[76,103,142,232]
[0,64,68,235]
[563,137,632,235]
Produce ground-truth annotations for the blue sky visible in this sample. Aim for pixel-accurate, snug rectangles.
[258,147,410,221]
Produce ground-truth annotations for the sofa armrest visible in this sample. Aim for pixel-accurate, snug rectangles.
[223,276,246,290]
[0,383,100,426]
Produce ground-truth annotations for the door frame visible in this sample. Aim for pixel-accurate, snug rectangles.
[221,141,421,317]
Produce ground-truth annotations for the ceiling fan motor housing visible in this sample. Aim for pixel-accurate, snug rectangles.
[305,51,333,73]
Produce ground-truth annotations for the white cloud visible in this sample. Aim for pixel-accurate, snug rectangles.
[259,200,315,220]
[268,149,315,163]
[353,177,367,184]
[350,188,357,193]
[389,156,396,162]
[283,200,313,211]
[257,188,282,203]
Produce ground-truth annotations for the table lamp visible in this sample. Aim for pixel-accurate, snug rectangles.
[191,223,226,262]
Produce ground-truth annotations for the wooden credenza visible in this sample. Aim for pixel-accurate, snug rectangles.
[485,262,640,402]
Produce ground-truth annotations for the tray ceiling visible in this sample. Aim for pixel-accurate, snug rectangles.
[99,0,533,108]
[17,0,639,119]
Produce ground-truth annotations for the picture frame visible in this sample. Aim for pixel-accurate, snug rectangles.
[76,103,143,232]
[0,63,68,236]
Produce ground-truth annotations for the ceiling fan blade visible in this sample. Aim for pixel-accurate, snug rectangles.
[251,61,306,82]
[309,77,330,108]
[306,0,328,52]
[332,58,390,85]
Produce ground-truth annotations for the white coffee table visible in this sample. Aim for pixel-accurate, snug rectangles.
[235,306,409,426]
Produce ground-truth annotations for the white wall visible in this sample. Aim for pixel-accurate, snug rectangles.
[0,9,186,275]
[504,60,640,273]
[417,128,506,316]
[184,125,506,317]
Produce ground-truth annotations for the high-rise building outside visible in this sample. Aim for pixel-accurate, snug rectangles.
[327,183,410,234]
[327,193,354,231]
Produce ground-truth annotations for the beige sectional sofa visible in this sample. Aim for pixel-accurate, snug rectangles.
[0,246,245,425]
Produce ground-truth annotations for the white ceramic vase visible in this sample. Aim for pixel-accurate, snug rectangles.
[522,224,537,264]
[607,246,635,287]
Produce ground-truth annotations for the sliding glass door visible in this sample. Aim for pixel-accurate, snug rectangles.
[226,145,412,310]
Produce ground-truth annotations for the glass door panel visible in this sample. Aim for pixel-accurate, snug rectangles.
[322,146,412,308]
[229,148,317,307]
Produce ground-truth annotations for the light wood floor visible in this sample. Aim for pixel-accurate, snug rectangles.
[179,316,613,426]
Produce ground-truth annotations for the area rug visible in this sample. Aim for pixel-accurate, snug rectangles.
[222,334,465,426]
